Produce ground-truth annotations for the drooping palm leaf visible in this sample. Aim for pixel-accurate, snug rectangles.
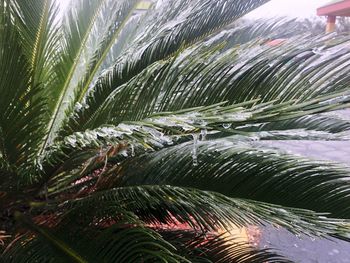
[4,209,291,263]
[59,34,350,138]
[57,185,350,239]
[35,92,350,194]
[118,139,350,218]
[160,229,292,263]
[58,0,270,139]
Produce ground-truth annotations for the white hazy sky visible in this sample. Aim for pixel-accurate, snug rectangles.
[59,0,331,19]
[247,0,331,18]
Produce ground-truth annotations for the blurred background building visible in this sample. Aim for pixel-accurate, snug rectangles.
[317,0,350,32]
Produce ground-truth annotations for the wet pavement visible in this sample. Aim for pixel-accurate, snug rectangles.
[260,226,350,263]
[262,140,350,165]
[257,110,350,262]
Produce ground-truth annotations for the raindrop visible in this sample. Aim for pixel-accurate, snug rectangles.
[276,208,288,214]
[222,123,231,129]
[120,149,128,157]
[200,129,207,141]
[312,47,324,55]
[192,134,199,166]
[75,102,83,111]
[130,144,135,157]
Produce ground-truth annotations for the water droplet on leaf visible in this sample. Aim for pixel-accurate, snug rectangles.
[192,134,199,166]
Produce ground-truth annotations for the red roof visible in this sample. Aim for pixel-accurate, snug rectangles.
[317,0,350,16]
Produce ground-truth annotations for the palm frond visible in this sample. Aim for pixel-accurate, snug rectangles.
[11,0,60,90]
[39,124,176,190]
[58,0,270,138]
[41,0,105,153]
[72,0,140,104]
[91,222,187,262]
[231,129,350,141]
[117,139,350,219]
[0,2,46,182]
[238,114,350,134]
[11,212,87,263]
[0,155,16,193]
[59,34,350,137]
[95,12,146,73]
[4,215,186,262]
[160,229,292,263]
[38,92,350,194]
[221,17,325,49]
[3,234,70,263]
[59,185,350,239]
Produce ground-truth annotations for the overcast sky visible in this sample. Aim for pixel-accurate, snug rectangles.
[59,0,332,19]
[247,0,331,18]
